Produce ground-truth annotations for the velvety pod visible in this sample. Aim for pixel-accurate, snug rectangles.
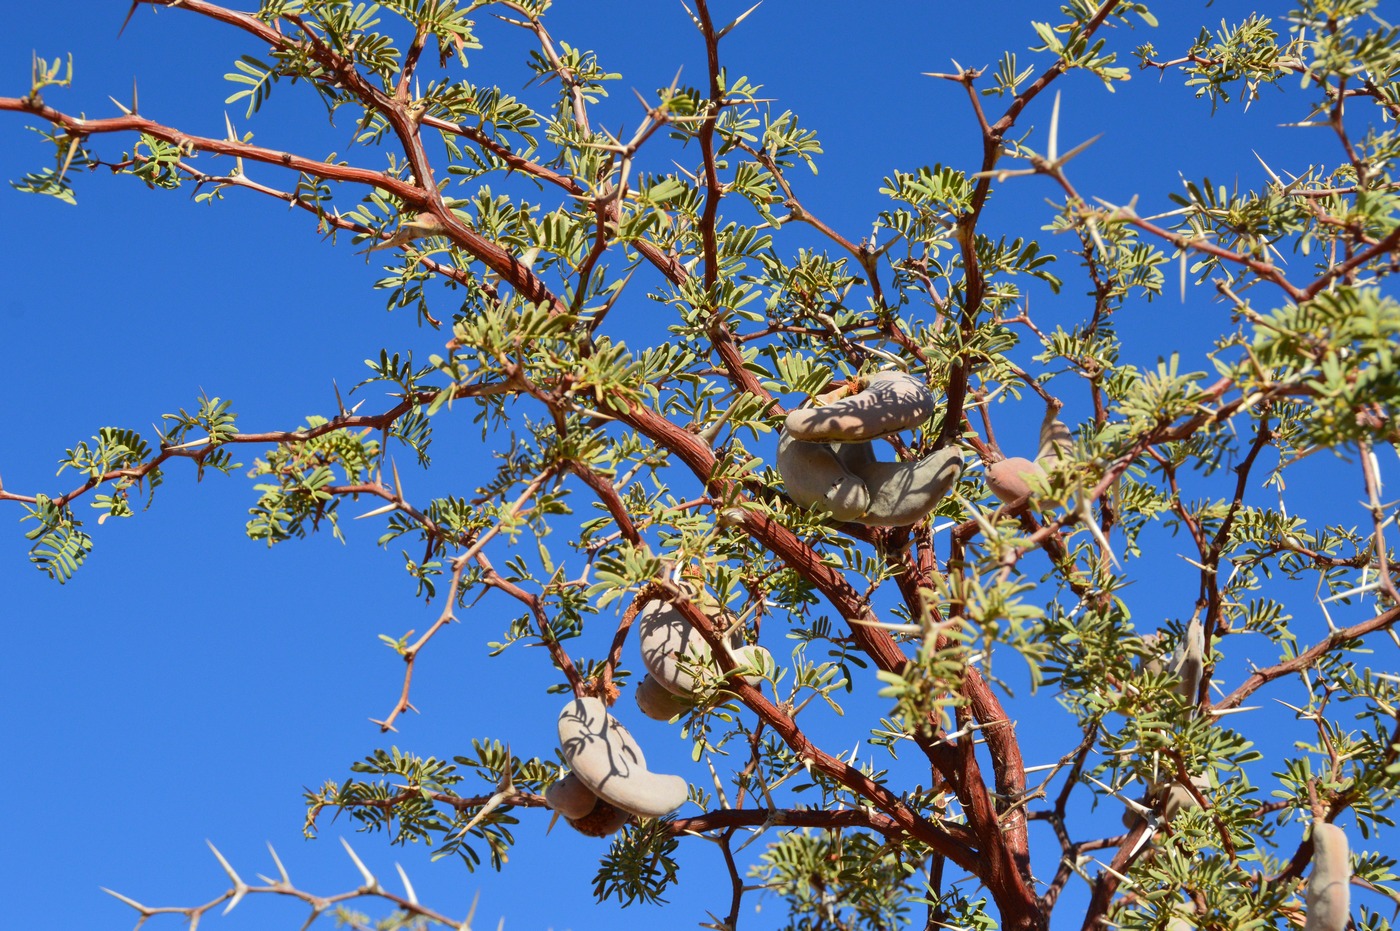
[1037,406,1073,465]
[777,433,963,527]
[544,771,599,820]
[985,456,1047,504]
[1171,618,1205,704]
[556,697,688,819]
[1121,774,1209,830]
[1305,822,1350,931]
[544,772,634,837]
[634,673,695,721]
[837,441,964,527]
[785,370,936,442]
[637,598,770,697]
[567,796,632,837]
[775,430,870,522]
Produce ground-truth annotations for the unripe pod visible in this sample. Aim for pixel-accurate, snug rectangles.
[777,370,961,527]
[785,370,936,442]
[986,457,1046,503]
[1161,775,1210,823]
[1037,405,1073,465]
[840,443,964,527]
[1305,822,1351,931]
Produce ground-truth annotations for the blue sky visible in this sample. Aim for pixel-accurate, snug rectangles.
[0,2,1384,930]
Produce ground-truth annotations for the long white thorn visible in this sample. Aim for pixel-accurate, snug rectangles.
[396,863,419,905]
[206,841,248,915]
[267,841,291,885]
[340,837,381,892]
[100,887,153,915]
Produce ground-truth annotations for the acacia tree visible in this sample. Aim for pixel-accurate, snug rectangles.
[3,1,1399,929]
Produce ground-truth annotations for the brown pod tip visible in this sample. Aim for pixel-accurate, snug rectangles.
[566,796,632,837]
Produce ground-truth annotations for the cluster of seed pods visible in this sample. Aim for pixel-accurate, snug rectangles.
[985,404,1074,504]
[634,597,771,720]
[544,591,773,836]
[545,697,689,836]
[777,371,963,526]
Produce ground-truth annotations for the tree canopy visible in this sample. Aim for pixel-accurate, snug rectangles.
[3,1,1399,930]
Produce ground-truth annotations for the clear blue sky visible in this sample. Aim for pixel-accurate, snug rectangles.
[0,2,1372,929]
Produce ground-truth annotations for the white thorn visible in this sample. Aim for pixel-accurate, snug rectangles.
[266,842,290,884]
[395,863,419,905]
[460,889,481,931]
[340,837,381,892]
[100,887,152,915]
[354,501,400,520]
[206,841,248,915]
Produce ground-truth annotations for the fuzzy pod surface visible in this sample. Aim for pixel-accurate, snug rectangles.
[784,370,936,442]
[566,797,632,837]
[986,457,1046,503]
[557,697,688,819]
[544,771,599,820]
[634,673,695,721]
[1037,407,1073,465]
[1172,618,1206,704]
[1305,822,1351,931]
[841,444,964,527]
[637,598,769,697]
[776,430,870,521]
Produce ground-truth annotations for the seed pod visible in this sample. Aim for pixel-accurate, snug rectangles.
[776,429,869,521]
[1161,775,1210,822]
[1172,618,1205,704]
[634,673,694,721]
[986,457,1047,503]
[1305,822,1351,931]
[637,598,766,697]
[544,771,598,820]
[1037,405,1073,466]
[785,370,935,442]
[841,444,964,527]
[557,697,688,819]
[566,796,632,837]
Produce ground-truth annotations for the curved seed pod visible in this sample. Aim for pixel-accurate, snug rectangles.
[566,796,632,838]
[986,457,1047,503]
[638,599,765,697]
[1305,823,1351,931]
[844,446,964,527]
[1037,406,1073,466]
[1172,618,1205,704]
[776,430,869,521]
[785,371,936,442]
[544,771,598,820]
[635,673,694,721]
[1161,775,1210,822]
[557,697,688,819]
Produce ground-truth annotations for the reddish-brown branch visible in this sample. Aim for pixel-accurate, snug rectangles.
[1216,605,1400,710]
